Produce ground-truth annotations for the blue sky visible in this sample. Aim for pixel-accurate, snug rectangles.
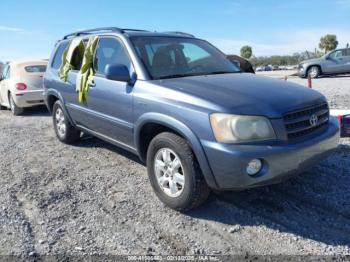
[1,0,349,61]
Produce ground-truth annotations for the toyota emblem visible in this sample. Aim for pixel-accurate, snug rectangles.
[309,114,318,127]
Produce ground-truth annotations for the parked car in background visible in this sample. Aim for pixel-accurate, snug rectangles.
[255,66,264,72]
[278,65,287,70]
[299,48,350,78]
[44,27,339,211]
[0,60,47,115]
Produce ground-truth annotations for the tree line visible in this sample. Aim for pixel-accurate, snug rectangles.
[238,34,344,66]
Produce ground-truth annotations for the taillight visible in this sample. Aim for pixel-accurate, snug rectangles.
[16,83,27,90]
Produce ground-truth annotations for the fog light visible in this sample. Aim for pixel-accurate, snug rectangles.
[246,159,262,176]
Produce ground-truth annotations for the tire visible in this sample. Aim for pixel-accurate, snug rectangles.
[307,66,320,79]
[8,93,23,116]
[52,100,81,144]
[147,132,210,211]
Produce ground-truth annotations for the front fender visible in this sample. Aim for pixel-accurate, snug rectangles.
[134,112,219,190]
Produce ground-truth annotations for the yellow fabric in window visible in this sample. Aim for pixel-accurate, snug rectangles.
[76,36,98,103]
[58,38,85,81]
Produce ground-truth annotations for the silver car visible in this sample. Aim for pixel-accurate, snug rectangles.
[298,48,350,78]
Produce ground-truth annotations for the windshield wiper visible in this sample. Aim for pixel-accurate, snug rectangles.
[157,73,202,80]
[205,71,239,75]
[157,71,240,80]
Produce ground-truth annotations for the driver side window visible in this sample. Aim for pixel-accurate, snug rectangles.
[94,37,132,76]
[329,50,343,59]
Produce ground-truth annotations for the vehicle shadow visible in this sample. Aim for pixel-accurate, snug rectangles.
[74,135,144,165]
[319,74,350,79]
[21,105,50,117]
[188,143,350,246]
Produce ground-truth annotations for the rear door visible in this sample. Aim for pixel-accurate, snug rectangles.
[46,40,89,124]
[324,49,348,74]
[343,49,350,72]
[81,36,135,147]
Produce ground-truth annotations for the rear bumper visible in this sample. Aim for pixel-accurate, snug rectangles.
[201,117,340,190]
[14,90,45,108]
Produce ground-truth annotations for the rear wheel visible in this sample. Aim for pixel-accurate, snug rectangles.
[52,100,81,144]
[8,93,23,116]
[307,66,320,79]
[147,132,210,211]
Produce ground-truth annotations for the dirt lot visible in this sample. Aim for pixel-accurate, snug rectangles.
[0,76,350,259]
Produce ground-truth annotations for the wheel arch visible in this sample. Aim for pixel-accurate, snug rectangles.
[306,64,322,75]
[134,113,219,189]
[45,89,75,126]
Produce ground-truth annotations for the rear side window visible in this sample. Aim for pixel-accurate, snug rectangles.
[25,65,47,73]
[51,41,70,69]
[94,37,132,75]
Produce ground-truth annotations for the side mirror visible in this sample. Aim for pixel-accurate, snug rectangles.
[105,64,131,82]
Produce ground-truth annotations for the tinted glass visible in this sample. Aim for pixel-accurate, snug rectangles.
[329,50,343,59]
[52,41,70,69]
[25,65,47,73]
[131,36,240,79]
[94,37,132,75]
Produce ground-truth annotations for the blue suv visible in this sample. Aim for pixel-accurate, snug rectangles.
[44,27,339,211]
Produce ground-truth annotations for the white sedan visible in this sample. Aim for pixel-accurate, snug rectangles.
[0,59,47,115]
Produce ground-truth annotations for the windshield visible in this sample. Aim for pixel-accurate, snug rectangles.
[131,36,240,79]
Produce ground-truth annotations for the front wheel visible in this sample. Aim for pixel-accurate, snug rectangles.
[147,132,210,211]
[52,100,81,144]
[307,66,320,79]
[9,94,23,116]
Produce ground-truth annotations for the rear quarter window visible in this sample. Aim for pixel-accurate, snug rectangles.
[51,41,70,69]
[25,65,47,73]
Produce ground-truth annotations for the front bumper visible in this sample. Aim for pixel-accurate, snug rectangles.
[14,90,45,108]
[202,117,340,190]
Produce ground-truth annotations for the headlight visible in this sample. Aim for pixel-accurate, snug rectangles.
[210,113,276,143]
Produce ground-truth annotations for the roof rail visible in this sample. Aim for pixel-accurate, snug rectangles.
[164,31,195,37]
[63,27,122,39]
[62,27,150,40]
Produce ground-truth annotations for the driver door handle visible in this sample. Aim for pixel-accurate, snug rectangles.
[89,80,96,88]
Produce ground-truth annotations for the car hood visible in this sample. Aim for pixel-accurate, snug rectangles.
[152,73,326,118]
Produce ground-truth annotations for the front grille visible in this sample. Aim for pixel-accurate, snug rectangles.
[283,103,329,140]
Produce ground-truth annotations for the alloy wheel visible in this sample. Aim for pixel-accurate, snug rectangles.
[55,107,66,137]
[154,148,185,198]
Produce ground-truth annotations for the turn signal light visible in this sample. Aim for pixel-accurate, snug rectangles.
[15,83,27,90]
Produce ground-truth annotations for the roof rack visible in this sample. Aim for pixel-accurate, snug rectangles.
[164,31,195,37]
[62,27,149,40]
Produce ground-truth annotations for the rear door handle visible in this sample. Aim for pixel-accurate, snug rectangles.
[89,80,96,88]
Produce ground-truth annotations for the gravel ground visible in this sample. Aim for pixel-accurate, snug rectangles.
[0,77,350,259]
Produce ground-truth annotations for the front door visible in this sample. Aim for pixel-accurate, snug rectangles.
[324,49,349,74]
[83,36,135,147]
